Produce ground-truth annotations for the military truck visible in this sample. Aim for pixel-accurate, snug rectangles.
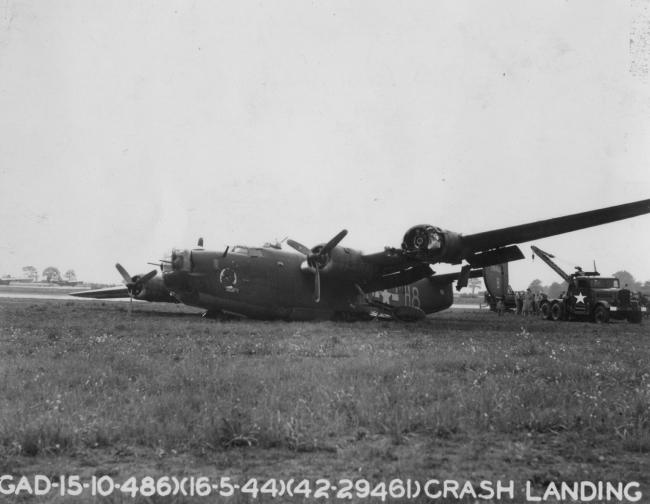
[531,246,645,323]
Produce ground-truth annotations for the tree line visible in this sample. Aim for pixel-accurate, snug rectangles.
[20,266,77,283]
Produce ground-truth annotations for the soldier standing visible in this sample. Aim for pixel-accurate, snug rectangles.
[523,289,534,316]
[496,297,505,316]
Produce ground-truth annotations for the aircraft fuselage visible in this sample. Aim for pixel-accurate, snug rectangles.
[162,246,452,320]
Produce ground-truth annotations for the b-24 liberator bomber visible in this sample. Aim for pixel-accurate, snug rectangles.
[73,199,650,320]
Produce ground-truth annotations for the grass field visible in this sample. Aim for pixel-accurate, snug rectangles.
[0,298,648,503]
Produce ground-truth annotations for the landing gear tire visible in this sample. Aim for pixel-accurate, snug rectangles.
[593,305,610,324]
[550,303,563,321]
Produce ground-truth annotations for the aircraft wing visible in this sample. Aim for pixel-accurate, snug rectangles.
[364,198,650,272]
[70,286,130,299]
[460,199,650,256]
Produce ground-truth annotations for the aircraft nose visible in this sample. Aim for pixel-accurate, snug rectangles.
[163,248,192,291]
[163,269,177,287]
[163,269,187,292]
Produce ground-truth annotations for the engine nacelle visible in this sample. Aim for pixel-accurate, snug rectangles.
[401,225,463,264]
[137,276,177,303]
[305,246,372,278]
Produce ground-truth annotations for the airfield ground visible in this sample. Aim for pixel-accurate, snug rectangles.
[0,298,648,503]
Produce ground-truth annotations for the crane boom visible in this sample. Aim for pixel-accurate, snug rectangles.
[530,246,571,283]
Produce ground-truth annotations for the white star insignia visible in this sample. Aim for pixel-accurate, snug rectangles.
[374,290,397,304]
[574,291,586,304]
[379,290,392,303]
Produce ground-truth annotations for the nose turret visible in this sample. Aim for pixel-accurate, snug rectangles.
[171,248,191,271]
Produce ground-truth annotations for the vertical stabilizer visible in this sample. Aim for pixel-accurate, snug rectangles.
[483,263,515,311]
[483,263,509,299]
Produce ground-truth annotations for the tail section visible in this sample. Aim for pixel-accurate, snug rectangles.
[483,263,515,311]
[483,263,509,298]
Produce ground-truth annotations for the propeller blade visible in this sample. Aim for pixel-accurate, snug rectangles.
[115,263,132,284]
[288,231,347,302]
[314,265,321,303]
[319,229,348,257]
[136,269,157,286]
[286,239,311,256]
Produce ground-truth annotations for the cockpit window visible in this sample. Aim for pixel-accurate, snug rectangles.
[230,246,265,257]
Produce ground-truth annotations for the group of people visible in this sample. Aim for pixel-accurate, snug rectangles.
[515,289,547,316]
[495,289,547,316]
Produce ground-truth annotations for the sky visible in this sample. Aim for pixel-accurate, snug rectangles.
[1,1,649,290]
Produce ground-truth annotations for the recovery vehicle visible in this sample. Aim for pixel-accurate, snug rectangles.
[531,245,645,323]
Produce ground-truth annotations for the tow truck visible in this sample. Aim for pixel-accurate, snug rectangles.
[531,246,644,323]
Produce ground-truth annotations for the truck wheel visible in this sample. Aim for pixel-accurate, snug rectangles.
[550,303,563,321]
[593,305,610,324]
[540,302,552,320]
[627,311,643,324]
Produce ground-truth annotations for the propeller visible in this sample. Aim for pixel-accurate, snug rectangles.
[115,263,157,314]
[287,229,348,303]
